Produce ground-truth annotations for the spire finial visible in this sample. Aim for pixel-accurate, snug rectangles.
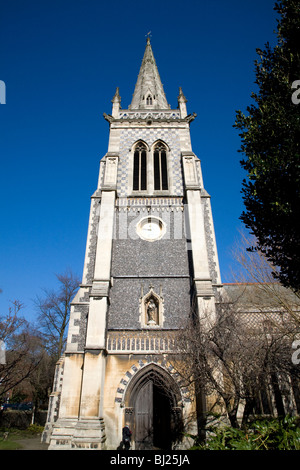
[112,86,121,103]
[178,86,187,103]
[145,31,152,44]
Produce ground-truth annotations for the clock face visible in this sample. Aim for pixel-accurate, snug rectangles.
[136,217,165,241]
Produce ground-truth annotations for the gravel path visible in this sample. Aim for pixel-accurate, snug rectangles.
[15,435,49,450]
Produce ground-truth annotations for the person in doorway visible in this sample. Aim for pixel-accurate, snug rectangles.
[122,424,132,450]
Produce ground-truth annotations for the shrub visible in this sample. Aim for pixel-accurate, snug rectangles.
[27,424,44,434]
[192,416,300,450]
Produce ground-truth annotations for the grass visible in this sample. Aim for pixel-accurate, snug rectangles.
[0,438,23,450]
[0,425,44,450]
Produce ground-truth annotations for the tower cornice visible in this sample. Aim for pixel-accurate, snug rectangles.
[103,111,196,124]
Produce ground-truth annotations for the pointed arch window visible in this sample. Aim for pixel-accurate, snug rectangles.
[133,142,147,191]
[154,143,168,190]
[146,95,152,105]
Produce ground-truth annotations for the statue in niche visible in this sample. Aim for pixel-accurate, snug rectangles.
[146,297,158,325]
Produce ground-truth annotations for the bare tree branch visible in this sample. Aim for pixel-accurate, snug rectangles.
[35,269,80,360]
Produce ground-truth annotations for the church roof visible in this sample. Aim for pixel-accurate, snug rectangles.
[129,37,170,110]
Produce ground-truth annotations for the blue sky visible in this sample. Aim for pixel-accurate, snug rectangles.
[0,0,278,323]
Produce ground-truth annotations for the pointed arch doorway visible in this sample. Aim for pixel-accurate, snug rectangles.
[124,364,183,450]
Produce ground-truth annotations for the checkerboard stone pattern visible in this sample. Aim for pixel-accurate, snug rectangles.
[117,127,184,197]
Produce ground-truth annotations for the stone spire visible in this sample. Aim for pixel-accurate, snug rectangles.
[129,37,170,110]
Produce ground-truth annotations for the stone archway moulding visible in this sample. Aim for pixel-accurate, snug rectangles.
[114,356,191,407]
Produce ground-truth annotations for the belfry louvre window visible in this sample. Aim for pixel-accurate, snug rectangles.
[154,143,168,190]
[133,143,147,190]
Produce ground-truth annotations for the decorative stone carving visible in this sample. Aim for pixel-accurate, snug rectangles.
[146,297,158,325]
[119,111,180,120]
[139,286,164,328]
[103,154,119,189]
[182,154,200,189]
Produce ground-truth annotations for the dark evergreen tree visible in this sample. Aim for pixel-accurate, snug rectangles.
[234,0,300,291]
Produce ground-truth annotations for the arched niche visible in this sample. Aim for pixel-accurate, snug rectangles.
[139,287,164,328]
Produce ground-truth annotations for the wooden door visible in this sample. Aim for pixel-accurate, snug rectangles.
[135,380,153,450]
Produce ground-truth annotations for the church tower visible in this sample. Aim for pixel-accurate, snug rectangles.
[44,37,222,450]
